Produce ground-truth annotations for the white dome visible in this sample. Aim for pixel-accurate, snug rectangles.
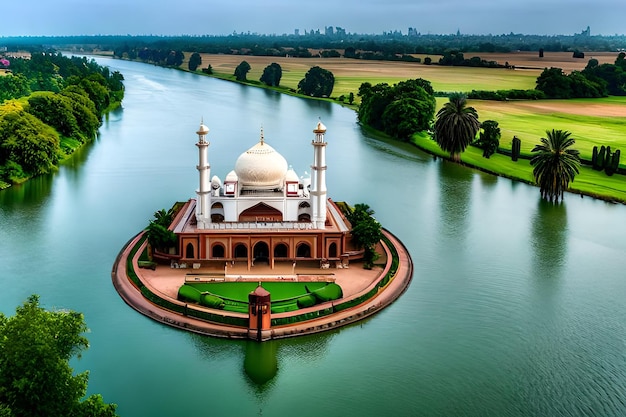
[211,175,222,189]
[225,170,238,182]
[285,167,299,182]
[234,140,288,189]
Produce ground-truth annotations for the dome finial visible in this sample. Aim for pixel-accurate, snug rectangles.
[260,126,264,145]
[313,119,327,133]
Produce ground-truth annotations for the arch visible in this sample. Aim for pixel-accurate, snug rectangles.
[253,241,270,264]
[298,213,311,222]
[211,243,225,258]
[211,202,225,223]
[234,243,248,259]
[274,243,288,258]
[328,242,338,258]
[299,201,310,208]
[296,242,311,258]
[185,242,195,259]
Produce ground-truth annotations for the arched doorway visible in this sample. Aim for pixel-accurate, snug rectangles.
[212,244,225,258]
[328,242,337,258]
[274,243,288,258]
[185,242,195,259]
[234,244,248,259]
[253,241,270,264]
[211,202,224,223]
[296,242,311,258]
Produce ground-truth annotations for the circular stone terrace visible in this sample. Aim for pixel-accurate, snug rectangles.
[112,229,413,340]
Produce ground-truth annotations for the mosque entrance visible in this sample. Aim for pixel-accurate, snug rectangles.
[253,242,270,265]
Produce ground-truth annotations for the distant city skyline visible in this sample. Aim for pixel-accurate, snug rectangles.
[2,0,625,37]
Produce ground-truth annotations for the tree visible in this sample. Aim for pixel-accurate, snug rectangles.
[357,78,435,138]
[146,209,177,252]
[381,97,433,141]
[0,73,31,102]
[27,92,80,137]
[0,295,118,417]
[347,203,383,269]
[474,120,501,158]
[297,66,334,97]
[188,52,202,71]
[434,92,480,160]
[234,61,251,81]
[0,110,61,176]
[530,129,581,203]
[259,63,282,86]
[536,67,572,98]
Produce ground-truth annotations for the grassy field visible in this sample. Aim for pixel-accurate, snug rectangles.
[192,50,619,97]
[195,53,540,97]
[460,97,626,160]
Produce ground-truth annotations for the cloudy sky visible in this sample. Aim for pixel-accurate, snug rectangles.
[2,0,625,37]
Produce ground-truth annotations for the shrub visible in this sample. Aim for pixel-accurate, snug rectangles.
[200,293,225,309]
[177,284,201,303]
[297,294,317,308]
[308,283,343,302]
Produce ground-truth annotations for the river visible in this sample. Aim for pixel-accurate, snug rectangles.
[1,56,626,417]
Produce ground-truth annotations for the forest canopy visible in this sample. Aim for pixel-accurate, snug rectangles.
[0,52,124,187]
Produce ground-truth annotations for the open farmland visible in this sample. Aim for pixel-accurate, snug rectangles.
[194,51,620,98]
[195,53,540,96]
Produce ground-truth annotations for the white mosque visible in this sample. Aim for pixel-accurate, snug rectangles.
[169,121,354,270]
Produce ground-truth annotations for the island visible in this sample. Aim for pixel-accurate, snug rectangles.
[112,121,413,341]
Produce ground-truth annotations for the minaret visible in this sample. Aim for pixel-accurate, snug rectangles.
[310,120,328,229]
[195,122,211,228]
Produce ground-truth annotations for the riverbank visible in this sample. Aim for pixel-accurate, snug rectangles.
[177,56,626,204]
[90,53,626,204]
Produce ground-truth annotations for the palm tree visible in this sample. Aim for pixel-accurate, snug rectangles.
[434,92,480,161]
[530,129,581,203]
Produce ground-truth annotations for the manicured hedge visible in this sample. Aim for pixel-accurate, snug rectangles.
[178,284,201,303]
[297,294,317,308]
[309,283,343,302]
[199,293,225,309]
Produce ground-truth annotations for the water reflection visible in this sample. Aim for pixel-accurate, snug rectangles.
[436,159,473,240]
[0,174,54,208]
[301,97,334,113]
[244,340,278,389]
[531,199,568,281]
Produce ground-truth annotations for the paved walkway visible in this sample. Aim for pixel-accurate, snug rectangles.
[111,229,413,340]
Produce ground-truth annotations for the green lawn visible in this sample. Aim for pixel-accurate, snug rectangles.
[186,281,329,302]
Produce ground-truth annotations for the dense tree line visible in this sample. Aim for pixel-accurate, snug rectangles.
[357,79,436,141]
[535,53,626,98]
[438,50,506,68]
[0,53,124,186]
[4,30,624,60]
